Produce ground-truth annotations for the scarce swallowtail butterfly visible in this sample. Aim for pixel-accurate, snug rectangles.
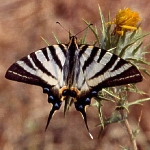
[5,29,142,139]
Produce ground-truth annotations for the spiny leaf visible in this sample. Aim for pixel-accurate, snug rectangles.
[52,32,61,44]
[127,98,150,107]
[96,96,115,102]
[80,22,89,44]
[139,67,150,77]
[101,89,120,100]
[98,5,106,38]
[127,58,150,66]
[83,20,100,47]
[132,41,143,56]
[41,36,51,46]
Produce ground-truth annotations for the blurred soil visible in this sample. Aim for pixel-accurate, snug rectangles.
[1,0,150,150]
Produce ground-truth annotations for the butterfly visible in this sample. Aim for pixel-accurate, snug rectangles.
[5,30,142,139]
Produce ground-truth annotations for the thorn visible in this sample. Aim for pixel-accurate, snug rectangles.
[138,110,143,127]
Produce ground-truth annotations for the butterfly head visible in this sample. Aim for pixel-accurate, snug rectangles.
[68,36,78,48]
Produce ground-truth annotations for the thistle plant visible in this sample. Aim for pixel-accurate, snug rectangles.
[84,6,150,149]
[44,6,150,149]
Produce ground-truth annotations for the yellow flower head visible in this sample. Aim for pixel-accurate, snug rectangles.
[111,8,140,35]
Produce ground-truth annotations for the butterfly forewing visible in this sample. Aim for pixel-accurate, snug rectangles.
[5,44,67,88]
[77,45,142,93]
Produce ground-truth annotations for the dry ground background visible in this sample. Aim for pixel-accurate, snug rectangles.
[1,0,150,150]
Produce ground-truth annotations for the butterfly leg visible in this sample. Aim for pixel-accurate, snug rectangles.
[43,87,62,131]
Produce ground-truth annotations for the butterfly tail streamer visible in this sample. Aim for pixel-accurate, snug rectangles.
[45,98,62,131]
[75,102,93,139]
[81,108,93,139]
[45,108,55,131]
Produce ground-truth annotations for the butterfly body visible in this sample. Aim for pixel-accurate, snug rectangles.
[5,35,142,138]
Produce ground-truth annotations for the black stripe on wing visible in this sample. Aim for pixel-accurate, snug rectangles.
[42,47,50,61]
[111,57,128,71]
[82,47,99,72]
[58,44,67,57]
[92,65,142,91]
[50,46,63,70]
[97,48,107,63]
[21,56,36,70]
[30,52,56,79]
[89,54,119,80]
[78,45,89,58]
[5,63,47,86]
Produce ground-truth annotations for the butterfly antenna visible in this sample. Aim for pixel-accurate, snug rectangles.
[75,23,93,36]
[56,22,69,34]
[56,22,93,37]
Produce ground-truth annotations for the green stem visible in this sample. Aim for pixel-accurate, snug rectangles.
[120,109,137,150]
